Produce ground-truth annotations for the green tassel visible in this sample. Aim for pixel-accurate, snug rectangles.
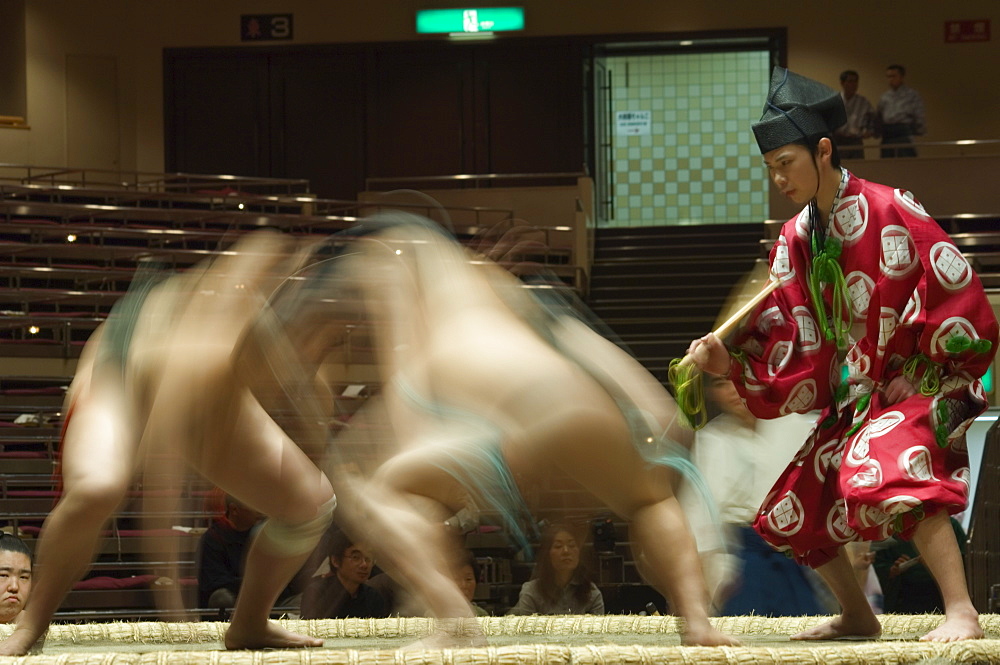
[946,335,972,354]
[834,382,849,403]
[972,339,993,354]
[855,393,871,413]
[668,358,707,430]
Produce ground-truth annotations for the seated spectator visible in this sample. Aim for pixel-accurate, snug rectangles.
[0,534,32,624]
[196,494,264,609]
[681,375,823,616]
[508,523,603,615]
[300,530,388,619]
[455,550,488,617]
[368,548,488,617]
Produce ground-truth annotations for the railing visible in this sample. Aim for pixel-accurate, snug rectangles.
[843,138,1000,160]
[0,163,311,196]
[365,171,588,189]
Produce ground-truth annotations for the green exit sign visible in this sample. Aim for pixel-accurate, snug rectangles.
[416,7,525,34]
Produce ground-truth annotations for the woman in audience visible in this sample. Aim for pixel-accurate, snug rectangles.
[508,523,603,615]
[455,550,489,617]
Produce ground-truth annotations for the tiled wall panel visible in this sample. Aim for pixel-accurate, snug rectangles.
[606,50,770,227]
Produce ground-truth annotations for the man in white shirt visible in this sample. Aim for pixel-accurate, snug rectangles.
[877,64,926,158]
[682,376,824,615]
[833,70,875,159]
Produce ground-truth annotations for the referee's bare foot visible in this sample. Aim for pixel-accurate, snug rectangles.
[224,621,323,650]
[791,612,881,641]
[921,606,982,642]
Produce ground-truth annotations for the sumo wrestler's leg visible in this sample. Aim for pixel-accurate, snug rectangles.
[0,374,138,655]
[347,447,481,623]
[507,381,736,647]
[170,385,334,650]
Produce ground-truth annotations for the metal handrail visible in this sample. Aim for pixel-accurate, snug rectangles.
[365,171,587,189]
[0,164,311,195]
[848,138,1000,158]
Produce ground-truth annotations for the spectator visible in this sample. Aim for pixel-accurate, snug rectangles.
[197,495,264,609]
[368,544,485,617]
[833,70,875,159]
[683,375,823,616]
[454,550,489,617]
[0,534,32,624]
[300,530,388,619]
[508,523,603,615]
[877,64,926,157]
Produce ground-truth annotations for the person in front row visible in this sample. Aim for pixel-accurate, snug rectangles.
[455,550,489,617]
[0,534,32,625]
[682,375,823,616]
[197,494,265,610]
[508,523,603,615]
[300,529,388,619]
[687,67,998,642]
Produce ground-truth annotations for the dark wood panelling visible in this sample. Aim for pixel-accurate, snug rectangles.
[365,46,475,180]
[165,54,269,178]
[478,42,585,175]
[270,52,366,200]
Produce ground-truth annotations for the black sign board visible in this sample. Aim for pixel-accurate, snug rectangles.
[241,14,293,41]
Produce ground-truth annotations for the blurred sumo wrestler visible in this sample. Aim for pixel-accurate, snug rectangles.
[319,216,736,647]
[0,232,335,656]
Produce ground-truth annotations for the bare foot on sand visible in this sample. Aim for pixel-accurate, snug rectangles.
[682,620,741,647]
[224,621,323,650]
[920,607,983,642]
[791,613,882,641]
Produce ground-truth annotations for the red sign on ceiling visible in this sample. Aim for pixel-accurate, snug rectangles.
[944,19,990,43]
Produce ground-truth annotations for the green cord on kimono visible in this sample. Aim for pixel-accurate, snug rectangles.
[807,235,852,350]
[900,335,992,399]
[902,353,942,397]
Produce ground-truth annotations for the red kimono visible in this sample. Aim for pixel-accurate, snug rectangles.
[732,171,998,568]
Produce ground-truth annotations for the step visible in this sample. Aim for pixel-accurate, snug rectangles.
[590,302,723,319]
[590,258,759,278]
[594,241,763,261]
[602,316,715,337]
[595,223,766,241]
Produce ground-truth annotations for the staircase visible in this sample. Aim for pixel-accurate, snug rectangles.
[586,223,767,383]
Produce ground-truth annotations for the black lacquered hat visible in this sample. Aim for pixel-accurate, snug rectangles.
[752,67,847,154]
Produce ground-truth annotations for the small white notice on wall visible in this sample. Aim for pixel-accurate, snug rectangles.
[615,110,652,136]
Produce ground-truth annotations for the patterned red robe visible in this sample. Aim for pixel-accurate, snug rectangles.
[730,171,999,568]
